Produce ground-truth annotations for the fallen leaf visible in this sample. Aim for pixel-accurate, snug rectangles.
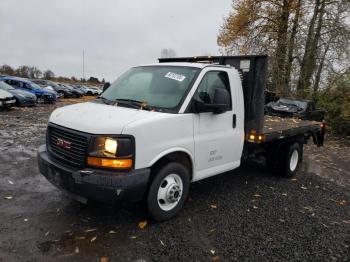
[90,236,97,243]
[330,199,347,206]
[253,205,258,209]
[130,236,137,239]
[160,239,165,246]
[210,249,215,255]
[108,230,117,234]
[138,220,148,229]
[282,193,288,196]
[8,180,14,185]
[45,231,50,237]
[4,196,13,200]
[24,218,28,222]
[303,206,313,211]
[75,236,86,240]
[85,228,97,233]
[253,193,261,197]
[100,257,109,262]
[301,186,307,190]
[210,204,218,209]
[75,246,79,254]
[291,178,297,181]
[342,220,350,224]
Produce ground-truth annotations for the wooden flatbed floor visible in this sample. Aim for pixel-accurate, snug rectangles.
[262,115,322,142]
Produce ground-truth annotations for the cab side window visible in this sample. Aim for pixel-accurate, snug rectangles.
[194,71,231,109]
[7,80,21,88]
[23,82,32,90]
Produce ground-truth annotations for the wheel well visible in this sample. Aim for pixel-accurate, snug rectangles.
[150,151,193,181]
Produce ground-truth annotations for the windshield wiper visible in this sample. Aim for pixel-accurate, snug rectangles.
[96,96,113,105]
[114,98,152,110]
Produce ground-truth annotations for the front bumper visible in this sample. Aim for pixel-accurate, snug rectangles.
[3,98,16,108]
[38,145,150,204]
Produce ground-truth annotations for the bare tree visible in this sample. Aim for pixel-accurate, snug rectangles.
[43,70,55,80]
[0,64,15,75]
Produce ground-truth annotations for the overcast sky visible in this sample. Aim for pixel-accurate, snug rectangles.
[0,0,232,82]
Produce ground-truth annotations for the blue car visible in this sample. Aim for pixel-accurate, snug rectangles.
[0,80,37,106]
[0,76,57,104]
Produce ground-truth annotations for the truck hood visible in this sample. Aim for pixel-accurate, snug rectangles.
[49,101,161,134]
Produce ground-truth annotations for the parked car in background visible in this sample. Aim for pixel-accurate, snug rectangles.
[74,85,99,96]
[0,76,57,104]
[57,83,83,98]
[70,85,88,95]
[89,86,102,95]
[265,98,325,121]
[31,79,70,98]
[0,81,36,106]
[0,88,16,110]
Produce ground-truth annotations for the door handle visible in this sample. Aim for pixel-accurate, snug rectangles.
[232,114,236,128]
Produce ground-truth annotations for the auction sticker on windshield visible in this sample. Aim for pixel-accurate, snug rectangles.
[165,72,186,82]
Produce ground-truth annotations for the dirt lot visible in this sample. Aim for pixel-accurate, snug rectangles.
[0,99,349,262]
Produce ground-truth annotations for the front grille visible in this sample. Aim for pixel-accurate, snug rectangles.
[48,125,88,168]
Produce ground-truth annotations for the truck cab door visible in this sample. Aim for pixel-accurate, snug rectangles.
[191,69,242,181]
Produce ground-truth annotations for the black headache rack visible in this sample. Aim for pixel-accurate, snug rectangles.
[158,55,268,136]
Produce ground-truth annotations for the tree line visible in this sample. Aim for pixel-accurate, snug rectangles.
[0,64,104,84]
[218,0,350,134]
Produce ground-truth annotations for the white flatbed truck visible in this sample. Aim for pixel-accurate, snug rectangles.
[38,55,325,221]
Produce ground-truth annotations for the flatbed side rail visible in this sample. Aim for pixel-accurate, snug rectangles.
[245,122,325,147]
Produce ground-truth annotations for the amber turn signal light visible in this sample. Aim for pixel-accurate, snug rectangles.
[247,132,265,142]
[87,157,132,169]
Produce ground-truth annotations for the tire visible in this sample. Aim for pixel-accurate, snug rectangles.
[147,162,190,222]
[58,91,65,98]
[15,98,21,107]
[279,143,302,177]
[87,91,92,96]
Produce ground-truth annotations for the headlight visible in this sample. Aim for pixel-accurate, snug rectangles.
[87,136,134,169]
[104,137,117,154]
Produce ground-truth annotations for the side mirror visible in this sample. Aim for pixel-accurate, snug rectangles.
[103,82,111,92]
[193,88,230,114]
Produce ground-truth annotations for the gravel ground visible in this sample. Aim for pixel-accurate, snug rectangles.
[0,99,349,262]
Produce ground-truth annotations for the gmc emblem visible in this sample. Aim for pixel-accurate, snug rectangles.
[56,138,71,150]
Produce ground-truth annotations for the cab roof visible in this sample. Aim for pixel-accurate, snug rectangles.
[138,62,229,69]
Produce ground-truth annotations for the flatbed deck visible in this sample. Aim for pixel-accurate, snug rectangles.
[262,115,322,142]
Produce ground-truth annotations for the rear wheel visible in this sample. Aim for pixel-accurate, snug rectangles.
[279,143,302,177]
[147,162,190,222]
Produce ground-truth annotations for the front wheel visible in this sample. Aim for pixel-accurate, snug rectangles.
[147,162,190,222]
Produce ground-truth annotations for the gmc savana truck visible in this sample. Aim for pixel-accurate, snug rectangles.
[38,55,325,221]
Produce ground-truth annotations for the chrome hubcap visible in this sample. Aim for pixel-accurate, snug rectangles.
[157,174,183,211]
[290,149,299,171]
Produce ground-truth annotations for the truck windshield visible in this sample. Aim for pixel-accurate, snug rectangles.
[101,66,199,111]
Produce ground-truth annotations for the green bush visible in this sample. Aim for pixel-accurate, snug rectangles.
[316,73,350,135]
